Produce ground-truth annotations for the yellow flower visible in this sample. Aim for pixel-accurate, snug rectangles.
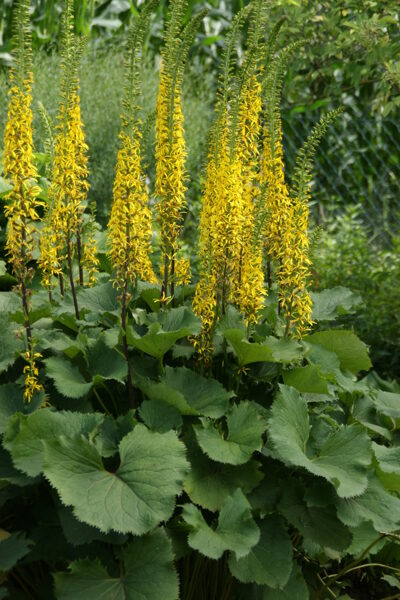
[155,65,188,291]
[260,123,293,261]
[260,120,313,337]
[82,227,99,287]
[232,76,266,323]
[39,84,97,288]
[3,77,42,282]
[279,198,313,337]
[23,347,43,403]
[108,131,156,288]
[194,75,266,353]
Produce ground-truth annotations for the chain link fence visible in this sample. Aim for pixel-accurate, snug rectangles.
[282,107,400,236]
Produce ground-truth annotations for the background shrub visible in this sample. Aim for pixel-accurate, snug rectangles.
[314,204,400,378]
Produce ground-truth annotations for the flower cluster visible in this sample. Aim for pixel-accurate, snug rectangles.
[2,0,43,401]
[261,122,313,336]
[3,76,42,283]
[155,66,190,294]
[39,87,97,290]
[23,347,43,402]
[108,132,156,289]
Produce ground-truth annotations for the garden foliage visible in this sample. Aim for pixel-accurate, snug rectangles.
[0,1,399,599]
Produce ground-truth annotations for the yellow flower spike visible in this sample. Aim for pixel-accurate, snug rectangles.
[278,199,314,337]
[23,346,43,403]
[3,80,42,283]
[231,76,266,323]
[155,65,188,295]
[260,123,293,262]
[194,73,266,350]
[174,257,191,286]
[3,1,44,391]
[39,2,97,293]
[108,132,156,289]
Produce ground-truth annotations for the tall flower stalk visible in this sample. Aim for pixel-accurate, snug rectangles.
[155,1,207,303]
[2,0,43,401]
[107,2,157,407]
[193,3,267,359]
[38,0,97,313]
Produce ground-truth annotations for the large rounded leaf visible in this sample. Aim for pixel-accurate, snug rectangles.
[268,386,372,498]
[194,402,267,465]
[182,489,260,560]
[43,424,189,534]
[141,366,232,418]
[54,528,178,600]
[228,515,292,587]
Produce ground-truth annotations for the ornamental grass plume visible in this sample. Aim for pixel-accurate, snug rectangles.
[155,1,207,302]
[107,1,157,406]
[2,0,43,401]
[38,0,97,312]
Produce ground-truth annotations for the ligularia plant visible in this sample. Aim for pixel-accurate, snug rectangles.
[39,0,98,315]
[2,0,42,401]
[108,1,157,406]
[2,3,396,600]
[155,0,207,302]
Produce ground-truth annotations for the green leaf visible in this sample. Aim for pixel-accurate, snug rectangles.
[280,483,351,552]
[353,396,392,441]
[283,365,329,394]
[0,446,36,486]
[305,330,371,375]
[139,400,182,433]
[306,343,341,375]
[182,489,259,560]
[127,307,201,359]
[346,522,387,557]
[262,562,309,600]
[0,177,13,198]
[217,305,247,335]
[4,409,105,477]
[228,515,292,587]
[372,391,400,419]
[54,528,178,600]
[184,434,263,511]
[0,532,33,571]
[336,475,400,533]
[45,340,127,397]
[148,306,201,334]
[137,282,161,312]
[43,425,189,534]
[141,366,232,418]
[0,314,23,373]
[86,337,127,384]
[311,287,362,321]
[0,384,41,434]
[37,329,84,357]
[77,281,120,315]
[44,357,93,399]
[194,402,267,465]
[269,386,371,497]
[0,292,21,313]
[264,336,304,363]
[224,330,302,366]
[373,443,400,475]
[57,506,127,547]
